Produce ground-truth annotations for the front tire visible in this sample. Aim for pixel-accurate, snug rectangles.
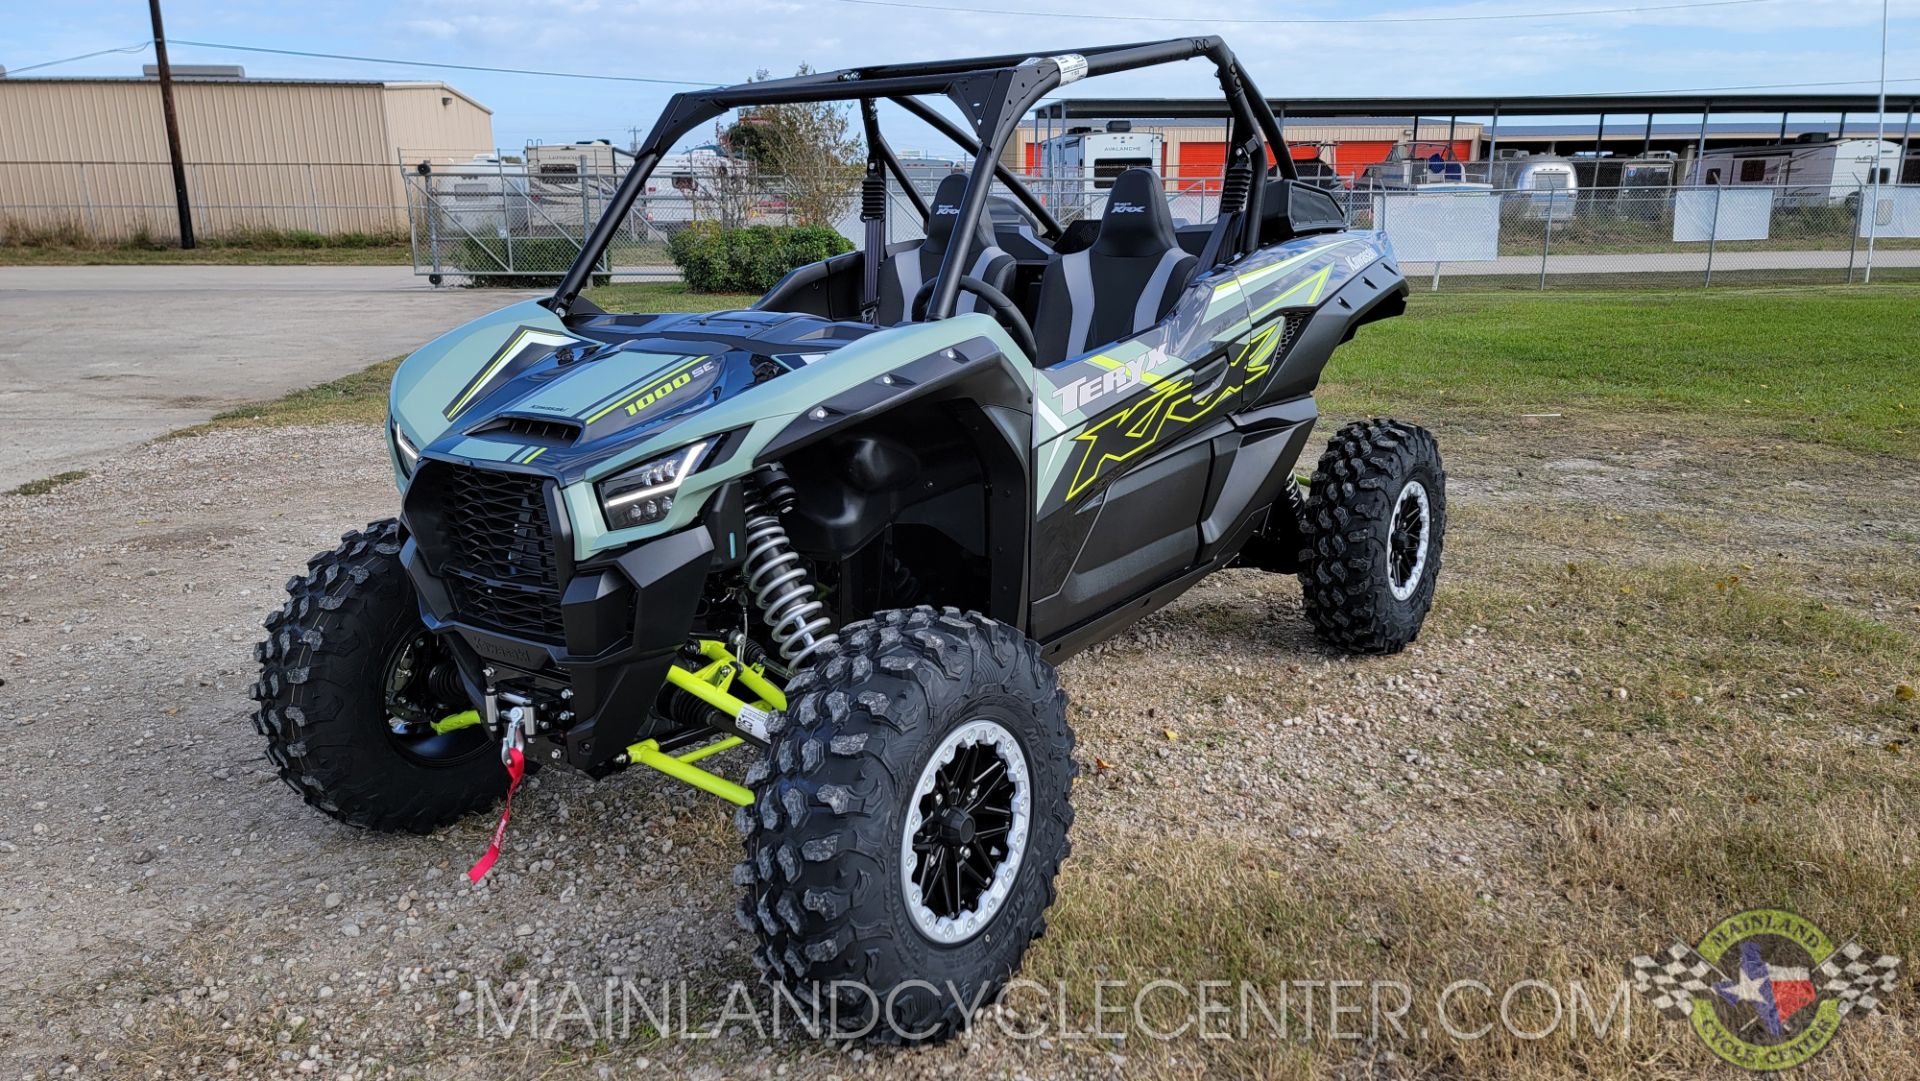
[1299,419,1446,654]
[735,607,1075,1043]
[251,519,507,833]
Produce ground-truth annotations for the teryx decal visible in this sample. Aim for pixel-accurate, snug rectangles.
[1063,318,1290,502]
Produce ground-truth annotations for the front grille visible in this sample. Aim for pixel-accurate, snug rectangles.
[437,466,565,641]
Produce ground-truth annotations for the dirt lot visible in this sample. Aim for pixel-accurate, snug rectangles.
[3,314,1917,1079]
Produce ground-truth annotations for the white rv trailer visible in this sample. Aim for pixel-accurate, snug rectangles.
[1038,124,1168,219]
[425,154,531,237]
[1695,137,1900,207]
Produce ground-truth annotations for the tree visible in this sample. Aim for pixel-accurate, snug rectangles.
[723,66,864,228]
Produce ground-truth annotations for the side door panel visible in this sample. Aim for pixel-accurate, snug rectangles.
[1028,271,1255,643]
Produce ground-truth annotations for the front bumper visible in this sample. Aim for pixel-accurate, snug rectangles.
[398,467,715,772]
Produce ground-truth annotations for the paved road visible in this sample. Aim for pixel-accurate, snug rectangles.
[0,266,536,491]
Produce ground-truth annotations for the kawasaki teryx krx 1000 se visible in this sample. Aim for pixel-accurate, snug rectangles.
[252,37,1439,1042]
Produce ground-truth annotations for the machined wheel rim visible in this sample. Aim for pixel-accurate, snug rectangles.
[900,718,1032,945]
[1388,480,1432,602]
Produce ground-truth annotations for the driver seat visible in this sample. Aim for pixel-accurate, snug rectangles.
[876,173,1016,325]
[1031,168,1196,365]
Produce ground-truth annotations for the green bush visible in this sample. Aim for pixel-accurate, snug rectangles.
[668,223,851,293]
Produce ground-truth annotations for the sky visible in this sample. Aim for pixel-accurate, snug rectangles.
[5,0,1916,154]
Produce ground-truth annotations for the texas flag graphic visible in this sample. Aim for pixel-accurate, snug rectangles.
[1714,941,1819,1036]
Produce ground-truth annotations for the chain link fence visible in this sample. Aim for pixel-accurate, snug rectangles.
[0,159,415,241]
[5,155,1916,290]
[1363,183,1920,290]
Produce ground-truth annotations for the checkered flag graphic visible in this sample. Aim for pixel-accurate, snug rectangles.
[1815,943,1901,1015]
[1630,943,1721,1019]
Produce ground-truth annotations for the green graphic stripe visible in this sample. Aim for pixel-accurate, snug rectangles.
[583,355,708,424]
[446,327,546,420]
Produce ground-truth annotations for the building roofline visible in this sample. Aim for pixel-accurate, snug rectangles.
[0,75,491,113]
[1036,92,1920,121]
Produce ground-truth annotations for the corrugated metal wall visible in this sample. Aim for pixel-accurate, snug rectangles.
[0,78,493,240]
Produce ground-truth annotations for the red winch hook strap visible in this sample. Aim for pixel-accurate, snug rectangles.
[467,745,525,883]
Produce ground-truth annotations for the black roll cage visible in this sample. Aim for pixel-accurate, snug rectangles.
[550,37,1295,325]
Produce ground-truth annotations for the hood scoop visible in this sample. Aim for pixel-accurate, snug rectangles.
[474,415,583,445]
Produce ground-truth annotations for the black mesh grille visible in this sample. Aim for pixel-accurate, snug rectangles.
[436,467,565,641]
[1276,316,1303,356]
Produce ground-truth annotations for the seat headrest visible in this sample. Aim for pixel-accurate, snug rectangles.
[1093,168,1177,257]
[924,172,994,258]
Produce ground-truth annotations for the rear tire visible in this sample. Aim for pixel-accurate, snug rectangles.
[251,519,507,833]
[1299,419,1445,654]
[735,607,1075,1043]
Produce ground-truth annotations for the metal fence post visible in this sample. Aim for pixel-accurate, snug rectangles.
[1846,184,1862,284]
[1538,189,1553,291]
[500,158,514,275]
[79,163,96,237]
[1703,184,1721,287]
[306,163,321,233]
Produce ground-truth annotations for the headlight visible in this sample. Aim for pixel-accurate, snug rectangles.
[392,422,421,476]
[597,440,709,529]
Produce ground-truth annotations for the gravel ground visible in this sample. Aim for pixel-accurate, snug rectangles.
[2,418,1914,1081]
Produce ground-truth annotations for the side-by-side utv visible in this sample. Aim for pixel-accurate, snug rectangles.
[252,37,1438,1041]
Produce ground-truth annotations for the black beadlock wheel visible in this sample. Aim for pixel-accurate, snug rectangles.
[735,607,1076,1043]
[251,519,508,833]
[1299,418,1446,655]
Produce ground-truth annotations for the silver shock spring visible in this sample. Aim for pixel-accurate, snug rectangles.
[741,469,838,668]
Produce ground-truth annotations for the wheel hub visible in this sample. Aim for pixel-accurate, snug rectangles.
[1388,480,1431,602]
[901,719,1032,944]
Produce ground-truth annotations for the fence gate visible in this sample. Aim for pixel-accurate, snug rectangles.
[402,155,613,284]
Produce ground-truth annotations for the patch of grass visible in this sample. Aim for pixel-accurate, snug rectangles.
[6,470,89,496]
[1326,285,1920,457]
[585,280,759,312]
[0,218,412,265]
[180,358,402,433]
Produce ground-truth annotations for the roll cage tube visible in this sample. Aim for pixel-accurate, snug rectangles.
[548,37,1284,324]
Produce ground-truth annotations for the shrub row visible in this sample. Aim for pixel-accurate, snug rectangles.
[667,223,851,293]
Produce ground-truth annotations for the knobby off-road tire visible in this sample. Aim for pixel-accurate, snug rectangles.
[1299,418,1446,654]
[735,607,1076,1043]
[252,519,506,833]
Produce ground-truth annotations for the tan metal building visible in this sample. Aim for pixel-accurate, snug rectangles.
[0,73,495,239]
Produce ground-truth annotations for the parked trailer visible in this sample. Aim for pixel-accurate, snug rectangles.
[1696,136,1900,207]
[424,154,530,237]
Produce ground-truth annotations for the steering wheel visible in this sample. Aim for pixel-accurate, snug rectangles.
[910,276,1039,362]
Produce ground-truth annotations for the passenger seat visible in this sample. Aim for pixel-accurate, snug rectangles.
[876,173,1017,325]
[1031,168,1197,365]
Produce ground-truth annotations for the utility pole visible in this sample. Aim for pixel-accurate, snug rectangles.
[149,0,195,248]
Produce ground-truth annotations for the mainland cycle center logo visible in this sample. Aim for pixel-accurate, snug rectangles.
[1629,909,1901,1071]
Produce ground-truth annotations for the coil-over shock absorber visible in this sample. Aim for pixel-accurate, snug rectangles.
[741,466,838,668]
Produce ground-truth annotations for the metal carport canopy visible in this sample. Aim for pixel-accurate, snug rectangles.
[1032,93,1920,119]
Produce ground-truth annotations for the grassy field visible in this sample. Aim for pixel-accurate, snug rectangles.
[1327,284,1920,457]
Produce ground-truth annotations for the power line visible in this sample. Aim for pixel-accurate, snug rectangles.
[2,41,153,75]
[168,39,720,87]
[812,0,1779,25]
